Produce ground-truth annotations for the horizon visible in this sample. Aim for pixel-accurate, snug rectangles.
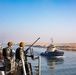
[0,0,76,44]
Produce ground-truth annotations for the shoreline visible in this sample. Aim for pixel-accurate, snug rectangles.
[32,43,76,51]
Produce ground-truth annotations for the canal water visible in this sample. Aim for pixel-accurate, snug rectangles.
[30,47,76,75]
[2,45,76,75]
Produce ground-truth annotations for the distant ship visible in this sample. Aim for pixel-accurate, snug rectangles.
[41,44,64,58]
[40,38,64,58]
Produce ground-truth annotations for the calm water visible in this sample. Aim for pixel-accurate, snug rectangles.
[30,47,76,75]
[2,45,76,75]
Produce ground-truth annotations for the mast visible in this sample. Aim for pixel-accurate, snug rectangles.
[50,37,53,44]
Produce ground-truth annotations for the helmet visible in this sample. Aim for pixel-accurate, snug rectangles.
[7,42,13,47]
[19,42,25,47]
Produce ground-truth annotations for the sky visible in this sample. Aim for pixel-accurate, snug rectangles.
[0,0,76,44]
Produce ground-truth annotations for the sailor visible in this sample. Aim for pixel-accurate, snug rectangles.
[15,42,25,61]
[2,42,15,74]
[15,42,26,75]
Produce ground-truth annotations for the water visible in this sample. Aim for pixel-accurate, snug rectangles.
[2,45,76,75]
[29,47,76,75]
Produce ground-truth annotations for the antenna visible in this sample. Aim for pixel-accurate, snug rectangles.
[50,37,53,44]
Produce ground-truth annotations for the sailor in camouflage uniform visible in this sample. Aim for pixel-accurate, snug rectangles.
[15,42,25,61]
[2,42,15,74]
[15,42,26,75]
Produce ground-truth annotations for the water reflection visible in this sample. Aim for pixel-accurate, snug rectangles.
[45,57,64,75]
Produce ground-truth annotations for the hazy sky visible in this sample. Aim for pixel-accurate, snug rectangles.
[0,0,76,44]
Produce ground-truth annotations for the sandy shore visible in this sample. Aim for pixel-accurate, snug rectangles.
[32,43,76,51]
